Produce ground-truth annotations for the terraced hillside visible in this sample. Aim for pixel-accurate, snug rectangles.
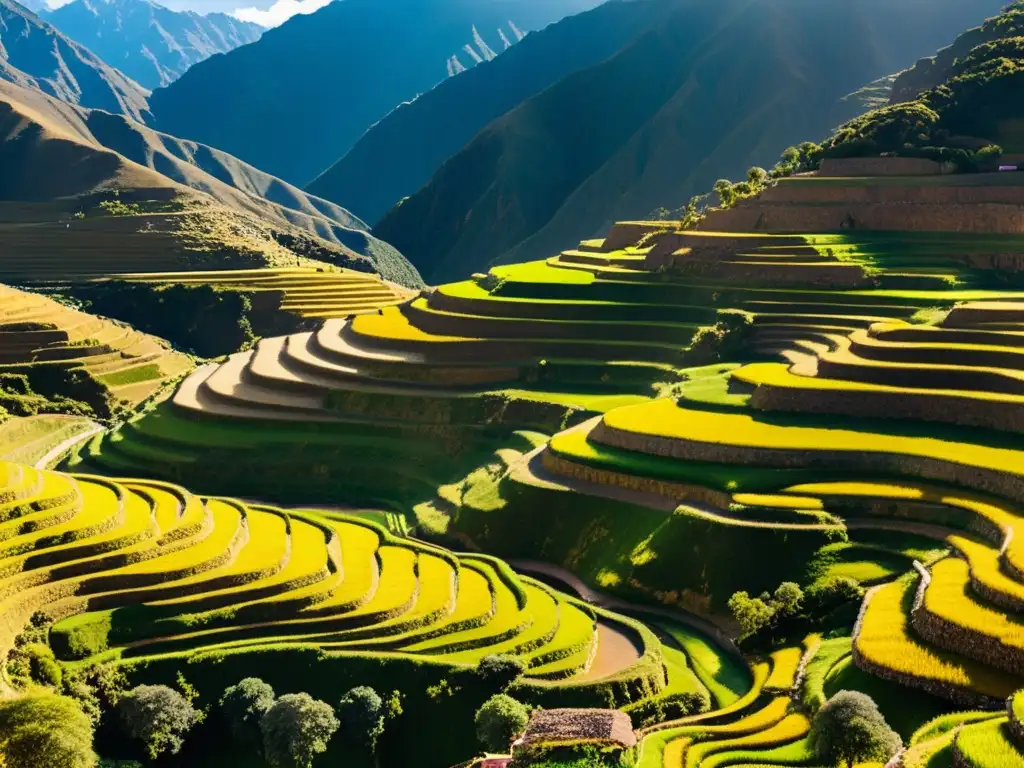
[0,284,192,419]
[0,457,753,765]
[89,268,415,321]
[70,180,1024,764]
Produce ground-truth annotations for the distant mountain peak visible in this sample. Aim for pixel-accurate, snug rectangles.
[46,0,262,89]
[0,0,151,121]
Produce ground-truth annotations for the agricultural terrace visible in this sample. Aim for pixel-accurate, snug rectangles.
[61,171,1024,766]
[0,284,192,418]
[82,267,415,320]
[0,457,750,765]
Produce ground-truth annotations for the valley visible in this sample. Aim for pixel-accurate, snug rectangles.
[1,1,1024,768]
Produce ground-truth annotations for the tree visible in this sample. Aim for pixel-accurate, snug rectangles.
[810,691,902,768]
[475,655,527,692]
[337,686,384,755]
[260,693,339,768]
[727,591,774,638]
[220,678,276,751]
[117,685,200,760]
[0,693,97,768]
[474,694,530,752]
[773,582,804,616]
[713,179,736,208]
[747,167,769,186]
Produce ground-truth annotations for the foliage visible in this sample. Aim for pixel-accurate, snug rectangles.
[220,678,276,751]
[474,694,530,752]
[260,693,340,768]
[0,694,97,768]
[67,282,260,357]
[809,691,902,768]
[337,686,385,754]
[476,655,528,692]
[728,582,804,640]
[8,642,63,689]
[117,685,200,760]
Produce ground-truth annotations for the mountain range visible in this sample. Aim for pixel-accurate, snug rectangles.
[0,77,418,283]
[0,0,149,121]
[44,0,263,90]
[372,0,1010,283]
[306,0,680,226]
[146,0,602,185]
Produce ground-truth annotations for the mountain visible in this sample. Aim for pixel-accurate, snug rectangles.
[373,0,1010,284]
[147,0,602,186]
[0,0,149,121]
[45,0,263,90]
[889,3,1024,104]
[0,78,419,284]
[306,0,678,226]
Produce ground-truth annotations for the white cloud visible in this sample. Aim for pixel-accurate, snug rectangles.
[232,0,332,27]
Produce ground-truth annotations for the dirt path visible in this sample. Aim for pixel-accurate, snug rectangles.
[581,619,642,680]
[35,423,104,469]
[510,560,742,660]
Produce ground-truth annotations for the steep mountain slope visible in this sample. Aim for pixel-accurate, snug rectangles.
[0,0,149,121]
[147,0,601,185]
[374,0,1009,283]
[45,0,263,90]
[306,0,678,225]
[890,2,1024,103]
[0,79,419,284]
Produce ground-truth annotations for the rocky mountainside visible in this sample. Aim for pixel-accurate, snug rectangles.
[45,0,263,90]
[147,0,601,186]
[374,0,1009,284]
[306,0,678,226]
[0,78,418,283]
[889,2,1024,104]
[0,0,149,121]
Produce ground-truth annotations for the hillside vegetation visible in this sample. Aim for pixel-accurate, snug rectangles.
[374,0,1008,283]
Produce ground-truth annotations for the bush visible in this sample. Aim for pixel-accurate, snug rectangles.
[220,678,276,751]
[260,693,339,768]
[0,693,97,768]
[337,686,384,754]
[810,691,902,767]
[475,694,530,753]
[475,655,527,692]
[117,685,200,760]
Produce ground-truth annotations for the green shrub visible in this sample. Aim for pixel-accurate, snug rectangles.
[0,694,97,768]
[117,685,200,760]
[220,678,275,751]
[338,686,385,755]
[476,655,527,693]
[260,692,339,768]
[475,694,530,753]
[810,691,902,768]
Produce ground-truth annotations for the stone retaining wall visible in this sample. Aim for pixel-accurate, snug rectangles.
[749,378,1024,435]
[819,157,946,177]
[851,574,1003,709]
[911,561,1024,675]
[590,420,1024,508]
[540,450,731,509]
[602,221,678,252]
[704,202,1024,235]
[761,180,1024,205]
